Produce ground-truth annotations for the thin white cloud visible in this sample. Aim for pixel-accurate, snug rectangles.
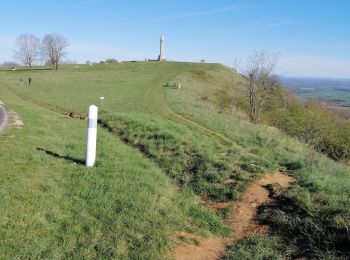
[312,42,350,49]
[278,55,350,78]
[153,5,259,21]
[336,43,350,48]
[0,37,15,61]
[255,19,293,29]
[67,43,141,62]
[217,17,294,34]
[237,18,294,31]
[0,36,14,46]
[69,44,121,56]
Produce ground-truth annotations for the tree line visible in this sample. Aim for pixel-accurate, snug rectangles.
[13,33,68,70]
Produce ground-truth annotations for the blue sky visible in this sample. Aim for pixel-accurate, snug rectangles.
[0,0,349,78]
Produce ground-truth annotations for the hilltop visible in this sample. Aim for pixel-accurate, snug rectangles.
[0,62,349,259]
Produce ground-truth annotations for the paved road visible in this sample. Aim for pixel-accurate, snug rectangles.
[0,105,8,133]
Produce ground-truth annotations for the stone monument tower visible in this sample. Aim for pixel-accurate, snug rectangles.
[158,35,166,61]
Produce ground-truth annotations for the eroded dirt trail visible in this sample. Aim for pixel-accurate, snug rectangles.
[174,172,295,260]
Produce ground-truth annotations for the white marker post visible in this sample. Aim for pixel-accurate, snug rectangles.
[86,105,98,167]
[99,96,104,108]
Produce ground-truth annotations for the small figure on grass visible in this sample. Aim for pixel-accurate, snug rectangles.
[28,77,32,85]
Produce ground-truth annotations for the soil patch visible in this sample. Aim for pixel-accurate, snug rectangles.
[7,109,24,129]
[174,172,295,260]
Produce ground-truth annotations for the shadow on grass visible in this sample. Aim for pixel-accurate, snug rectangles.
[256,191,350,259]
[36,147,85,165]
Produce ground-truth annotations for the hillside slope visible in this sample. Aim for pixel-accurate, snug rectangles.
[0,62,349,259]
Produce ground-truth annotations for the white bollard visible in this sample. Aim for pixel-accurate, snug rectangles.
[86,105,98,167]
[99,96,104,108]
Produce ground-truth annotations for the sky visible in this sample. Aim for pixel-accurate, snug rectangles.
[0,0,349,78]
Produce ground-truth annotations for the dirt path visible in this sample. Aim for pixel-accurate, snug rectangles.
[159,88,241,149]
[169,109,232,145]
[174,172,295,260]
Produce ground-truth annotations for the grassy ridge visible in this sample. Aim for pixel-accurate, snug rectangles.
[0,72,226,259]
[1,62,349,258]
[164,68,350,258]
[0,62,217,114]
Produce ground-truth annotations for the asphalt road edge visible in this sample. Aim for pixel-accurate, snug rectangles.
[0,104,8,134]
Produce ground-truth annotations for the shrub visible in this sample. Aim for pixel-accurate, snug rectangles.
[105,58,118,64]
[265,90,350,161]
[213,89,232,112]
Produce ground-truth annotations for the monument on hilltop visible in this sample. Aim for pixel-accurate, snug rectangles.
[158,35,166,61]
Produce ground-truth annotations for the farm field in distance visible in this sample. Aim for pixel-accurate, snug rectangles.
[281,76,350,107]
[0,62,349,259]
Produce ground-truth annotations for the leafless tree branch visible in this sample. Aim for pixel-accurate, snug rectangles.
[13,33,40,70]
[244,50,279,123]
[41,34,69,70]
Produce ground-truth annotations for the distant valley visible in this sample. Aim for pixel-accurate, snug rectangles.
[280,76,350,107]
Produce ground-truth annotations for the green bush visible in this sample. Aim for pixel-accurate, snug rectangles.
[264,90,350,161]
[213,89,232,112]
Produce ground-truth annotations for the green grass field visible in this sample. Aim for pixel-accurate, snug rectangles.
[0,62,349,259]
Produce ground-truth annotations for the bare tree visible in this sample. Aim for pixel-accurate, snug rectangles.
[231,75,242,112]
[41,34,69,70]
[14,33,40,70]
[244,51,279,123]
[1,61,20,67]
[232,58,241,72]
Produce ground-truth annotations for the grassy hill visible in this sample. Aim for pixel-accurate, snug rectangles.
[0,62,349,259]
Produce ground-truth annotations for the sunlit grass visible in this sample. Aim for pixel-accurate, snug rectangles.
[0,62,349,258]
